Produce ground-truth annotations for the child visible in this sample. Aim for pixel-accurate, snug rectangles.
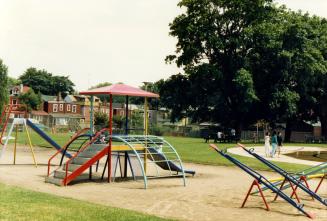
[270,131,278,157]
[264,132,270,157]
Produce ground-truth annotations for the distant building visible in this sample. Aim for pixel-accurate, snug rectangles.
[9,84,30,105]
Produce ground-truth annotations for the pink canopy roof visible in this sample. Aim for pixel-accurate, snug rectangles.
[79,83,159,98]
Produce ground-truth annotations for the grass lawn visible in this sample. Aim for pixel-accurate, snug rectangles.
[165,136,327,173]
[11,130,327,173]
[0,183,174,221]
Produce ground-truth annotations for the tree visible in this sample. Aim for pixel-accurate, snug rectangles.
[94,111,108,129]
[89,82,112,90]
[18,88,41,111]
[0,59,9,114]
[19,67,75,96]
[8,77,21,88]
[164,0,277,134]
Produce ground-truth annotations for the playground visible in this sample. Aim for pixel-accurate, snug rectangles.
[0,86,326,220]
[0,138,326,221]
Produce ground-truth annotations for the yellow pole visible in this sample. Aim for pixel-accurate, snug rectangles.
[144,97,148,174]
[24,121,37,167]
[13,125,18,165]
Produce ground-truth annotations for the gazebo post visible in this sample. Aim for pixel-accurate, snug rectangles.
[90,95,94,134]
[108,94,113,183]
[125,95,129,135]
[124,95,129,177]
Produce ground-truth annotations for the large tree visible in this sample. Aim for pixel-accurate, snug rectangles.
[0,59,9,114]
[19,67,75,96]
[18,88,42,111]
[165,0,277,134]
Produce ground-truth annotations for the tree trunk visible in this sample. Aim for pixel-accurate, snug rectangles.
[320,115,327,139]
[284,118,293,143]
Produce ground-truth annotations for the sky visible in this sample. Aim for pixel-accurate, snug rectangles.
[0,0,326,91]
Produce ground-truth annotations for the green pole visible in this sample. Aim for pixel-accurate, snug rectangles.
[90,95,94,134]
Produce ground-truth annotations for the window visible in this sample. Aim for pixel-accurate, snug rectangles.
[67,104,71,111]
[59,104,64,111]
[12,99,17,105]
[53,104,58,112]
[72,105,77,113]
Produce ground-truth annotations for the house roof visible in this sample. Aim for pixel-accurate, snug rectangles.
[41,95,58,102]
[79,84,159,98]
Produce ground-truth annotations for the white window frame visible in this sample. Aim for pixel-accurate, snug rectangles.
[53,104,58,112]
[67,104,71,111]
[59,104,64,111]
[72,105,77,113]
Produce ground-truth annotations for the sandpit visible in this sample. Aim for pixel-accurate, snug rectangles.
[0,146,326,221]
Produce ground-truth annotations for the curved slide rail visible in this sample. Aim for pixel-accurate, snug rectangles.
[26,119,71,158]
[238,143,327,207]
[209,144,314,218]
[115,135,191,187]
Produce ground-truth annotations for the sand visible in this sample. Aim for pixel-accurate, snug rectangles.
[0,146,326,221]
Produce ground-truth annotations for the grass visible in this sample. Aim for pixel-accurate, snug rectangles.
[0,183,174,221]
[165,136,327,173]
[9,130,327,173]
[9,130,73,148]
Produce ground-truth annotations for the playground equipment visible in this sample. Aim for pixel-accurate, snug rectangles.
[261,162,327,195]
[0,118,37,166]
[237,143,327,207]
[46,84,194,188]
[0,104,37,166]
[209,144,314,218]
[0,104,84,166]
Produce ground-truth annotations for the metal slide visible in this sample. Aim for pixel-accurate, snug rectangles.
[238,144,327,207]
[26,119,71,158]
[147,147,195,175]
[209,144,314,218]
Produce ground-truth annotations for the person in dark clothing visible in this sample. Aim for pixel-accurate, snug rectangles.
[277,132,283,157]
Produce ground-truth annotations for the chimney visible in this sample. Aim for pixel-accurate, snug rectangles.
[20,84,24,93]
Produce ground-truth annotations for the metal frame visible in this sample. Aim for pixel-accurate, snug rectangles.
[238,143,327,207]
[209,144,314,218]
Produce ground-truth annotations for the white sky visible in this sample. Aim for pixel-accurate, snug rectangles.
[0,0,326,91]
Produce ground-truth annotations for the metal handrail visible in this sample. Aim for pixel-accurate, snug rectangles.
[47,128,90,176]
[63,128,110,185]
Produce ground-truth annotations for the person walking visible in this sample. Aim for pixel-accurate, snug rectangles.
[264,132,270,157]
[277,132,283,157]
[270,131,278,157]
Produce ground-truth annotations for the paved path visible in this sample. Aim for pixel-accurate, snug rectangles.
[228,145,325,166]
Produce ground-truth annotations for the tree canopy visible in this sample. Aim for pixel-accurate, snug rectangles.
[19,67,75,96]
[18,89,42,111]
[159,0,327,138]
[0,59,9,114]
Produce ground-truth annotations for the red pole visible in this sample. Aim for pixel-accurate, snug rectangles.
[108,94,113,182]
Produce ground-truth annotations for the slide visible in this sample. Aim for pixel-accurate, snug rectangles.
[26,119,71,158]
[147,147,195,176]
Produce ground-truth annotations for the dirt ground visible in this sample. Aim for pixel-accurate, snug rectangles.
[0,146,326,221]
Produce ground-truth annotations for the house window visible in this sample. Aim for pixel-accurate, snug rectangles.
[67,104,71,111]
[12,99,17,105]
[53,104,58,112]
[59,104,64,111]
[72,105,77,113]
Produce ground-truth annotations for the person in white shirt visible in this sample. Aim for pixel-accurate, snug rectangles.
[264,132,270,157]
